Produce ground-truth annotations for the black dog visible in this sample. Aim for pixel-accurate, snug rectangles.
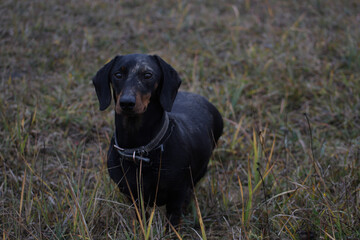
[93,54,223,226]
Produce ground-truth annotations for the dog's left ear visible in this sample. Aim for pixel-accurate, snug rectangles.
[153,55,182,112]
[92,56,119,111]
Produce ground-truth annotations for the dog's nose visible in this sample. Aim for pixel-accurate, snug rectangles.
[120,95,136,111]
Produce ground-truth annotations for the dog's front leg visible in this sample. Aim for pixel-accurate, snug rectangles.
[166,208,182,229]
[165,193,186,228]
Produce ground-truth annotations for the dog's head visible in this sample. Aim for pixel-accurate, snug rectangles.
[93,54,181,115]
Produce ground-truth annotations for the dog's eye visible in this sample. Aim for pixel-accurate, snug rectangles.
[114,72,122,79]
[144,72,152,79]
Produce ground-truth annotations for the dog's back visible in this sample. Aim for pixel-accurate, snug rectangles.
[169,91,223,184]
[171,92,223,145]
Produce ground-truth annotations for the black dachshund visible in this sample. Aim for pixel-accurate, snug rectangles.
[93,54,223,226]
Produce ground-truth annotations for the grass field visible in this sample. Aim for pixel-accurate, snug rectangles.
[1,0,360,239]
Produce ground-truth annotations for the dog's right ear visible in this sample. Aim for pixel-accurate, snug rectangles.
[92,56,119,111]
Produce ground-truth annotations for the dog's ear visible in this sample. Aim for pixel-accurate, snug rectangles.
[153,55,182,112]
[92,56,119,111]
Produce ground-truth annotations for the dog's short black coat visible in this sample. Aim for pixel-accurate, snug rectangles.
[93,54,223,226]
